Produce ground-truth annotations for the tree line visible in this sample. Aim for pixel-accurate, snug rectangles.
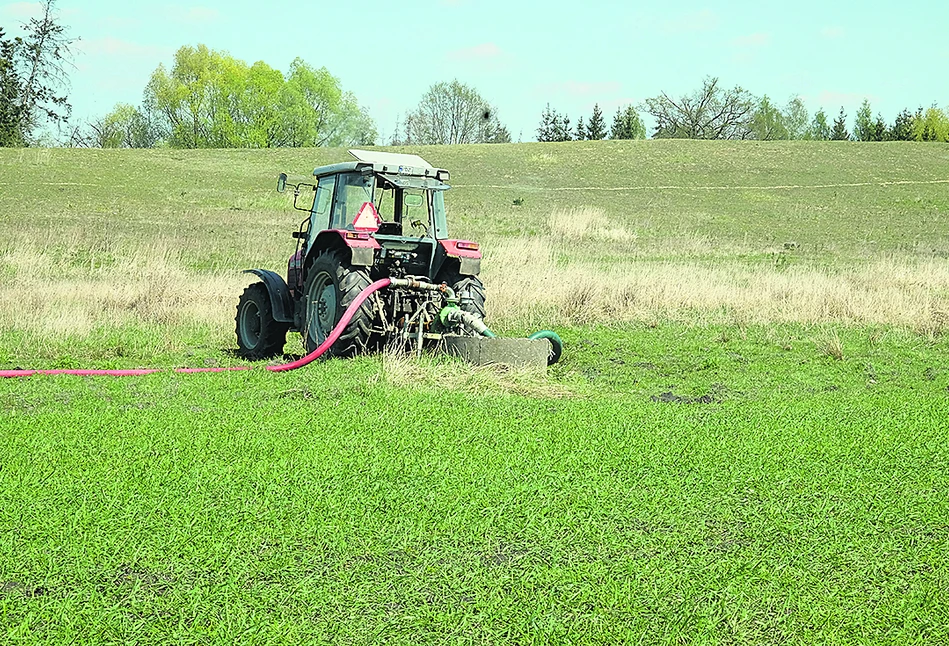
[633,76,945,142]
[536,77,949,143]
[70,45,377,149]
[537,103,646,141]
[2,3,947,148]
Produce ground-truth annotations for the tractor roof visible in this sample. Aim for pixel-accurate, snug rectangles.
[312,149,450,185]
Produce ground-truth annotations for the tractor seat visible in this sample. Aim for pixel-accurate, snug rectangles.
[377,222,402,235]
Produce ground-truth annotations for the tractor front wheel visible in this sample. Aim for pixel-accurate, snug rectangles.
[235,282,288,359]
[302,251,373,357]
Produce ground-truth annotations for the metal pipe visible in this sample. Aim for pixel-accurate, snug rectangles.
[441,307,497,338]
[388,277,456,301]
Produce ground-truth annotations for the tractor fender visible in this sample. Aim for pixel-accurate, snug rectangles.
[305,230,381,268]
[438,239,482,276]
[242,269,294,323]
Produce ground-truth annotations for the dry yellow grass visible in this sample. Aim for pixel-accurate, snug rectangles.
[1,206,948,346]
[0,232,248,343]
[380,347,573,398]
[482,236,949,333]
[548,206,630,242]
[480,206,949,335]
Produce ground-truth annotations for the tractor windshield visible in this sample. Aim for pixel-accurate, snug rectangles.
[373,175,448,238]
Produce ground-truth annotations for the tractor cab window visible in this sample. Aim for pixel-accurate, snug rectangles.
[331,172,374,230]
[373,177,437,237]
[373,177,398,228]
[401,190,429,236]
[310,174,336,233]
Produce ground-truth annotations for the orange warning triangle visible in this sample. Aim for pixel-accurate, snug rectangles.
[352,201,381,232]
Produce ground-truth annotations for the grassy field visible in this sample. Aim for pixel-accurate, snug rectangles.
[1,141,948,643]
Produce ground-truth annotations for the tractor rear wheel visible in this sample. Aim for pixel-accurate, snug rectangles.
[235,282,288,359]
[439,268,487,321]
[303,250,373,356]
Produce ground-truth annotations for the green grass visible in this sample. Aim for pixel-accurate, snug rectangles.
[1,141,949,642]
[2,325,948,643]
[3,141,949,268]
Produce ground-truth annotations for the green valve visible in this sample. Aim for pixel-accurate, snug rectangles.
[439,305,460,327]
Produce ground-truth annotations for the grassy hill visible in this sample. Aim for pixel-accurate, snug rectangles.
[3,140,949,257]
[1,140,948,358]
[1,142,948,643]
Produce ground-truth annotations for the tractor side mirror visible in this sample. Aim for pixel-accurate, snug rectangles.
[277,173,288,193]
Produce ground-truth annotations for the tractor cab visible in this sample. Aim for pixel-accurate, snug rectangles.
[280,150,479,296]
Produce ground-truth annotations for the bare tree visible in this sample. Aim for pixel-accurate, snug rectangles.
[2,0,75,143]
[404,80,508,145]
[69,103,158,148]
[642,77,756,140]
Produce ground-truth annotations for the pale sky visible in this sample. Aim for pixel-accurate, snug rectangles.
[2,0,947,142]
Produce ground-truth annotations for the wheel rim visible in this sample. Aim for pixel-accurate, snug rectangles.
[307,270,337,346]
[238,300,262,348]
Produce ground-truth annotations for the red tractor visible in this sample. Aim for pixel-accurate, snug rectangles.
[234,150,488,359]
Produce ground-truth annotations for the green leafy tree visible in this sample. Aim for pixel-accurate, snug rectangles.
[854,99,874,141]
[831,107,850,140]
[586,103,607,140]
[782,96,809,140]
[280,58,375,147]
[76,103,157,148]
[751,95,788,140]
[643,76,756,139]
[403,79,505,145]
[142,45,374,148]
[912,106,949,142]
[809,108,831,140]
[610,105,646,139]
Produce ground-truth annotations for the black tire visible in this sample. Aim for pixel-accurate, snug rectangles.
[302,250,373,357]
[438,267,487,321]
[235,282,288,359]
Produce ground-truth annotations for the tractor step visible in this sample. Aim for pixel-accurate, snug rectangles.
[442,337,549,370]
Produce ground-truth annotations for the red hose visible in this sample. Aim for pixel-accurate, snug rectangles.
[266,278,390,372]
[0,278,392,379]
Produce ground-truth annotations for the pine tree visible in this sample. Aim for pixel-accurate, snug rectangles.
[553,113,572,142]
[889,108,915,141]
[0,27,24,146]
[6,1,74,144]
[610,105,646,139]
[537,103,556,142]
[871,113,887,141]
[831,107,850,140]
[486,122,511,144]
[586,103,607,140]
[575,116,586,141]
